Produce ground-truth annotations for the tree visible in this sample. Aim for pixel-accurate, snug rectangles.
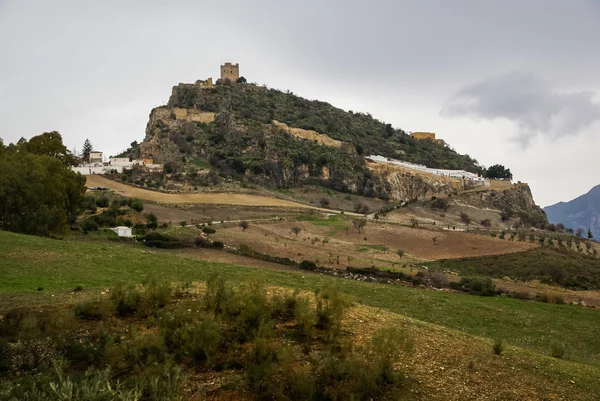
[354,201,369,215]
[431,197,450,212]
[576,228,584,238]
[460,212,471,226]
[291,226,302,237]
[485,164,513,180]
[410,218,419,228]
[240,221,249,231]
[556,223,565,232]
[82,139,93,162]
[146,213,158,229]
[588,229,594,240]
[0,134,86,235]
[203,227,216,237]
[500,209,513,222]
[319,197,330,208]
[352,219,367,234]
[480,219,492,229]
[236,76,247,84]
[432,236,438,245]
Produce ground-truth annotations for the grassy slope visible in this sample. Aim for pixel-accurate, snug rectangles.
[1,230,600,369]
[427,247,600,290]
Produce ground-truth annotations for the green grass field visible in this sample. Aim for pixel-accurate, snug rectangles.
[2,230,600,369]
[0,232,600,366]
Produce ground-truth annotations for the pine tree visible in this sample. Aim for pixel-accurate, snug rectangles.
[82,139,93,161]
[588,229,594,240]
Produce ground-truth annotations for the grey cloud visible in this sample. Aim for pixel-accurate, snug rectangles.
[441,72,600,146]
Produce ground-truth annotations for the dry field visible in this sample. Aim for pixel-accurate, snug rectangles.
[212,218,537,268]
[85,175,314,209]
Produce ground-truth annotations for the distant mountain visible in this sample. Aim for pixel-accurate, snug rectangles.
[544,185,600,239]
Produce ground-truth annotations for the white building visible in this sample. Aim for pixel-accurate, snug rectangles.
[109,157,131,166]
[111,226,132,237]
[89,151,103,164]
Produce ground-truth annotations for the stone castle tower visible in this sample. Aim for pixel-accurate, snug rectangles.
[220,62,239,82]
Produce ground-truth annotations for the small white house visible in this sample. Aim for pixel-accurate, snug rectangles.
[111,226,132,237]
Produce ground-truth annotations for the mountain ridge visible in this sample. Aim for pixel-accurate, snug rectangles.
[544,184,600,238]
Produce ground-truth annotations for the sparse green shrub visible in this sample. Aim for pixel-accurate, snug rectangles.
[315,284,353,342]
[204,274,233,316]
[294,296,315,343]
[128,198,144,212]
[370,326,414,382]
[110,283,142,316]
[245,337,279,395]
[186,317,221,363]
[202,226,216,236]
[227,280,273,341]
[458,276,496,296]
[493,338,504,355]
[550,342,565,358]
[139,278,172,316]
[121,329,167,369]
[74,299,110,320]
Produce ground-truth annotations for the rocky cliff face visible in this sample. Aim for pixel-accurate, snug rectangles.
[455,183,547,224]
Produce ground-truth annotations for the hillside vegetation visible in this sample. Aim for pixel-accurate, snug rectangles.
[129,82,485,200]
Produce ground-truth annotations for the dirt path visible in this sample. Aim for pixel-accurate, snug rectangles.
[86,175,314,208]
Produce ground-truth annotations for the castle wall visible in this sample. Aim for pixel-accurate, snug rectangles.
[410,132,436,141]
[172,108,215,123]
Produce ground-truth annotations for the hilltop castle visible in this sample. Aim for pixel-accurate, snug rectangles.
[220,62,239,82]
[194,62,240,88]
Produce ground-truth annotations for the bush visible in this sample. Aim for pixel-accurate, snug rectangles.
[299,260,318,271]
[204,274,232,316]
[227,280,273,341]
[140,278,172,316]
[74,299,110,320]
[315,284,353,343]
[96,196,110,208]
[110,284,142,316]
[458,276,496,296]
[202,227,216,236]
[128,198,144,212]
[550,342,565,358]
[538,292,565,304]
[246,337,279,394]
[81,219,99,234]
[493,338,504,355]
[185,317,222,363]
[370,326,414,383]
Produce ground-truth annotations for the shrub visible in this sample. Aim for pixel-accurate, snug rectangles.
[227,280,273,341]
[202,227,216,236]
[186,317,222,363]
[397,249,405,258]
[96,196,110,208]
[212,240,224,249]
[110,284,142,316]
[128,198,144,212]
[431,197,450,211]
[299,260,318,271]
[550,342,565,358]
[459,276,496,296]
[460,212,471,226]
[239,221,249,231]
[493,338,504,355]
[140,278,172,316]
[538,292,565,304]
[294,296,315,343]
[315,284,353,343]
[370,326,414,383]
[354,201,370,214]
[204,274,232,316]
[73,285,83,292]
[246,337,279,394]
[74,299,110,320]
[81,219,99,234]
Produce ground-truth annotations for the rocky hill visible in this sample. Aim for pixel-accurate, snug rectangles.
[128,79,545,220]
[545,185,600,238]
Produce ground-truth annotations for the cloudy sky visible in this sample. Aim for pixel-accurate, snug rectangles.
[1,0,599,206]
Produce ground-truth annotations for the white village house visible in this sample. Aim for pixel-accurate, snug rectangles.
[111,226,132,237]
